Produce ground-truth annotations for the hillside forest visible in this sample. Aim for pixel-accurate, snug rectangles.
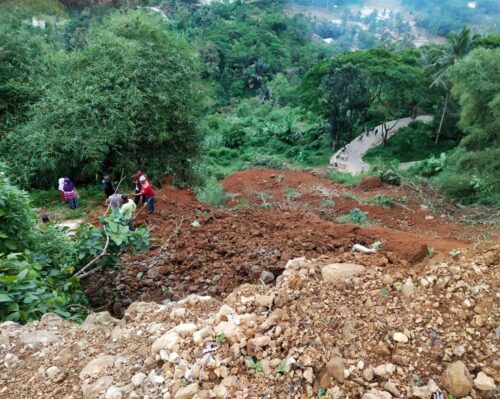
[0,0,499,322]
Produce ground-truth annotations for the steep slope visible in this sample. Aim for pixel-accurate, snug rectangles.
[1,244,498,398]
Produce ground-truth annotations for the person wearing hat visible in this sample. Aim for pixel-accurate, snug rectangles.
[132,170,145,206]
[134,175,155,214]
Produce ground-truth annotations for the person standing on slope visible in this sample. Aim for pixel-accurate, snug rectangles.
[63,178,78,209]
[120,195,137,231]
[132,170,146,206]
[134,175,155,214]
[58,177,66,202]
[102,174,115,200]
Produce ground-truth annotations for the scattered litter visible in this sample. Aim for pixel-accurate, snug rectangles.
[352,244,377,254]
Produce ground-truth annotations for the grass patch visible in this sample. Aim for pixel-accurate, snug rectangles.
[327,170,365,186]
[284,187,301,201]
[320,199,336,208]
[336,208,369,225]
[341,192,358,201]
[362,194,395,208]
[30,184,103,221]
[195,178,227,208]
[363,121,459,164]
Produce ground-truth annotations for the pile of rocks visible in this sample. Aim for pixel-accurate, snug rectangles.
[1,244,498,398]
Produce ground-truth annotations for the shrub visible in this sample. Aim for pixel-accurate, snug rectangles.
[336,208,369,225]
[245,155,285,170]
[0,164,150,323]
[409,154,446,177]
[196,178,227,208]
[284,188,301,201]
[364,194,395,208]
[327,171,364,186]
[223,126,247,149]
[374,164,401,185]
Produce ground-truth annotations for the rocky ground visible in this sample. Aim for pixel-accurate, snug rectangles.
[1,243,498,398]
[2,168,498,398]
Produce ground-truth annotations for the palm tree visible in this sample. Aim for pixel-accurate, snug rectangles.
[426,26,479,143]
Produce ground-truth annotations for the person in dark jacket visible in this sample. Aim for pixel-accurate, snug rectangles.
[102,175,115,198]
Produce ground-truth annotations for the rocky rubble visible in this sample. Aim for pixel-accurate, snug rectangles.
[0,243,498,399]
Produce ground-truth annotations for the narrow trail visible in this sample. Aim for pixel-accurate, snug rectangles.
[330,115,433,174]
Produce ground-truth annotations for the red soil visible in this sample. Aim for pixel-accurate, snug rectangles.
[88,169,497,316]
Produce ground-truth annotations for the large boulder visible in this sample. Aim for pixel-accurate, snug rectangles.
[321,263,366,283]
[442,361,473,397]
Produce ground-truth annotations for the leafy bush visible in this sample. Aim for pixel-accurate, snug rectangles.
[196,178,227,208]
[336,208,369,225]
[0,165,150,323]
[364,194,395,208]
[409,154,446,177]
[374,164,402,186]
[245,155,285,170]
[223,126,247,149]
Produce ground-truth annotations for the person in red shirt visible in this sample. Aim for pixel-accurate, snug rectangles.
[135,175,155,214]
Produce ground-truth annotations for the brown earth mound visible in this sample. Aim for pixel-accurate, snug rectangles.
[83,169,496,318]
[358,176,383,191]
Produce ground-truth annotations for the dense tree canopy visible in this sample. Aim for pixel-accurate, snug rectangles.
[2,10,204,188]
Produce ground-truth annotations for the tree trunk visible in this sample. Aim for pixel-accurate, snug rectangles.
[329,120,337,150]
[436,90,449,144]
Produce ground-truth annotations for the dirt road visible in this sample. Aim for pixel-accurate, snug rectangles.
[330,115,433,174]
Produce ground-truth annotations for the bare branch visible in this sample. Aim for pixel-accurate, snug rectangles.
[161,217,184,252]
[74,231,110,279]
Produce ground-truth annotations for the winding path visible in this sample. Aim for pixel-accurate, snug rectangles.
[329,115,433,174]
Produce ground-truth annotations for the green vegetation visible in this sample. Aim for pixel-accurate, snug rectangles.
[195,178,227,208]
[0,0,498,323]
[364,121,459,163]
[0,165,149,323]
[363,194,395,208]
[1,8,204,188]
[336,208,369,225]
[246,356,263,373]
[216,333,226,344]
[432,47,500,205]
[327,171,365,186]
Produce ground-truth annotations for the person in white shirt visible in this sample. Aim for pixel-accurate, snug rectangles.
[58,177,65,202]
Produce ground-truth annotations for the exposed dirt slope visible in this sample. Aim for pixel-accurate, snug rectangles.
[81,169,498,317]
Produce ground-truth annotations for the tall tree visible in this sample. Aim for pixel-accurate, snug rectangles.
[3,10,205,188]
[320,62,370,148]
[425,26,479,143]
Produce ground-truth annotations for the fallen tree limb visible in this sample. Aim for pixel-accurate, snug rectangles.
[74,232,110,279]
[160,217,184,252]
[395,201,415,213]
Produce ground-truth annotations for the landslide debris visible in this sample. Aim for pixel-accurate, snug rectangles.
[1,243,498,399]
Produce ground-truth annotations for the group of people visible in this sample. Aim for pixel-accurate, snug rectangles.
[56,170,156,230]
[104,170,156,229]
